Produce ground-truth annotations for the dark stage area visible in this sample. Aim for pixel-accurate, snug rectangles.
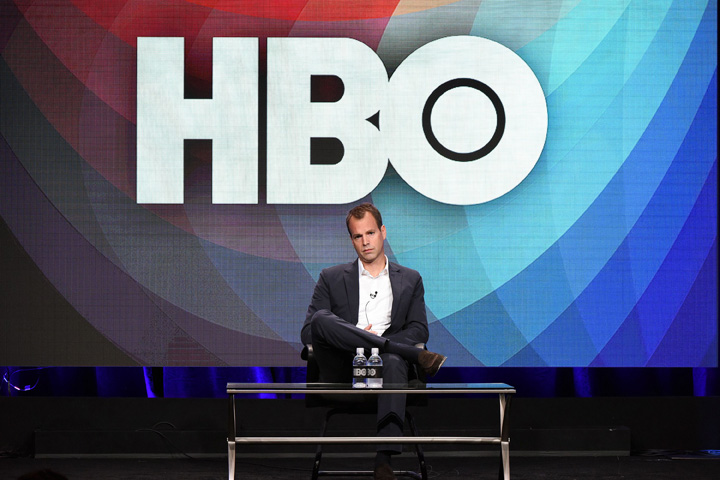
[2,396,720,479]
[3,455,720,480]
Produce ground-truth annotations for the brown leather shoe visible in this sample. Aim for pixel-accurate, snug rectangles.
[373,463,397,480]
[418,350,447,377]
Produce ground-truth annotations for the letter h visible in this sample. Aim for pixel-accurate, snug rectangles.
[136,37,258,204]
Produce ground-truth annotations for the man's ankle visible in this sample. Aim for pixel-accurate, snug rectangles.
[375,450,393,468]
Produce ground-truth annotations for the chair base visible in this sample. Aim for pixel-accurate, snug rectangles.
[317,470,422,479]
[311,409,427,480]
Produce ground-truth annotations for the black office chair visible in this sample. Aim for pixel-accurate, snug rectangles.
[301,344,428,480]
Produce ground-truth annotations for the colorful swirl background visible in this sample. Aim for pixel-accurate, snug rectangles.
[0,0,716,366]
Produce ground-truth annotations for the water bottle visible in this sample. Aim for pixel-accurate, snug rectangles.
[352,348,368,388]
[366,348,383,388]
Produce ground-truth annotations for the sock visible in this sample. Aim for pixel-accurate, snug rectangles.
[383,340,421,363]
[375,450,393,468]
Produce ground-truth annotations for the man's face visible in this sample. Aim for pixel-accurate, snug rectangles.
[348,213,386,267]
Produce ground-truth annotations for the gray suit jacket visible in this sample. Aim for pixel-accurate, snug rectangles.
[301,260,429,347]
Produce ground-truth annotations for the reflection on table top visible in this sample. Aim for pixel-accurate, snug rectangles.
[227,382,515,394]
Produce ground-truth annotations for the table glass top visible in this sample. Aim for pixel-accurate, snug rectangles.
[227,382,514,392]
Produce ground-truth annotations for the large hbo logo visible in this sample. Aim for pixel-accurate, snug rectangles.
[137,36,547,205]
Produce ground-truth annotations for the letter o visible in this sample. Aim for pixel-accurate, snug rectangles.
[385,36,548,205]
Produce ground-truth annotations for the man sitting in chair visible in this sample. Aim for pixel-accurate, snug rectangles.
[301,203,447,480]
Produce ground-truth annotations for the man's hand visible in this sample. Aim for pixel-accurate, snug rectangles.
[364,324,379,336]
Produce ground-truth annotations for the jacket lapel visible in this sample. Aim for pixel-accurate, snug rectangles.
[389,262,402,324]
[344,261,360,325]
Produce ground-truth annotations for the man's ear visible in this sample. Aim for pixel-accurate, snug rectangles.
[381,225,387,240]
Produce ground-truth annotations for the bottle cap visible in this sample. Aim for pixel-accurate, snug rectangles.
[371,348,379,355]
[356,347,364,355]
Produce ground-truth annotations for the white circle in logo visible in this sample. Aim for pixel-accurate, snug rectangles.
[430,85,499,154]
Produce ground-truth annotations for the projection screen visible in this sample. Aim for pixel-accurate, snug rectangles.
[0,0,716,366]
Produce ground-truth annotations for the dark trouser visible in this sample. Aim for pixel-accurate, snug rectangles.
[310,310,412,453]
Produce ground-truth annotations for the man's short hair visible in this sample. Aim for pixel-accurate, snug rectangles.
[346,203,383,234]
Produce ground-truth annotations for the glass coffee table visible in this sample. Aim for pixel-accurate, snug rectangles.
[227,382,515,480]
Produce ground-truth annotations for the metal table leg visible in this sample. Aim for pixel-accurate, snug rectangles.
[498,393,512,480]
[228,393,237,480]
[228,441,236,480]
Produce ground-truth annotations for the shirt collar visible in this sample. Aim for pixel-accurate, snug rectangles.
[358,256,389,278]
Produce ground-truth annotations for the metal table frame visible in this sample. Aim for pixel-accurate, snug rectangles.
[227,382,515,480]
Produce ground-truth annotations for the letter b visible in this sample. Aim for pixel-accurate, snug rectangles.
[266,38,388,204]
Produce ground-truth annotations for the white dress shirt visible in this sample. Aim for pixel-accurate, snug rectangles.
[356,256,393,336]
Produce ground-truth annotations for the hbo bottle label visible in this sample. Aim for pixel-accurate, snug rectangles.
[366,366,383,379]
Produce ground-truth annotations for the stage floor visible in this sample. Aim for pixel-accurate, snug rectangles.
[2,454,719,480]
